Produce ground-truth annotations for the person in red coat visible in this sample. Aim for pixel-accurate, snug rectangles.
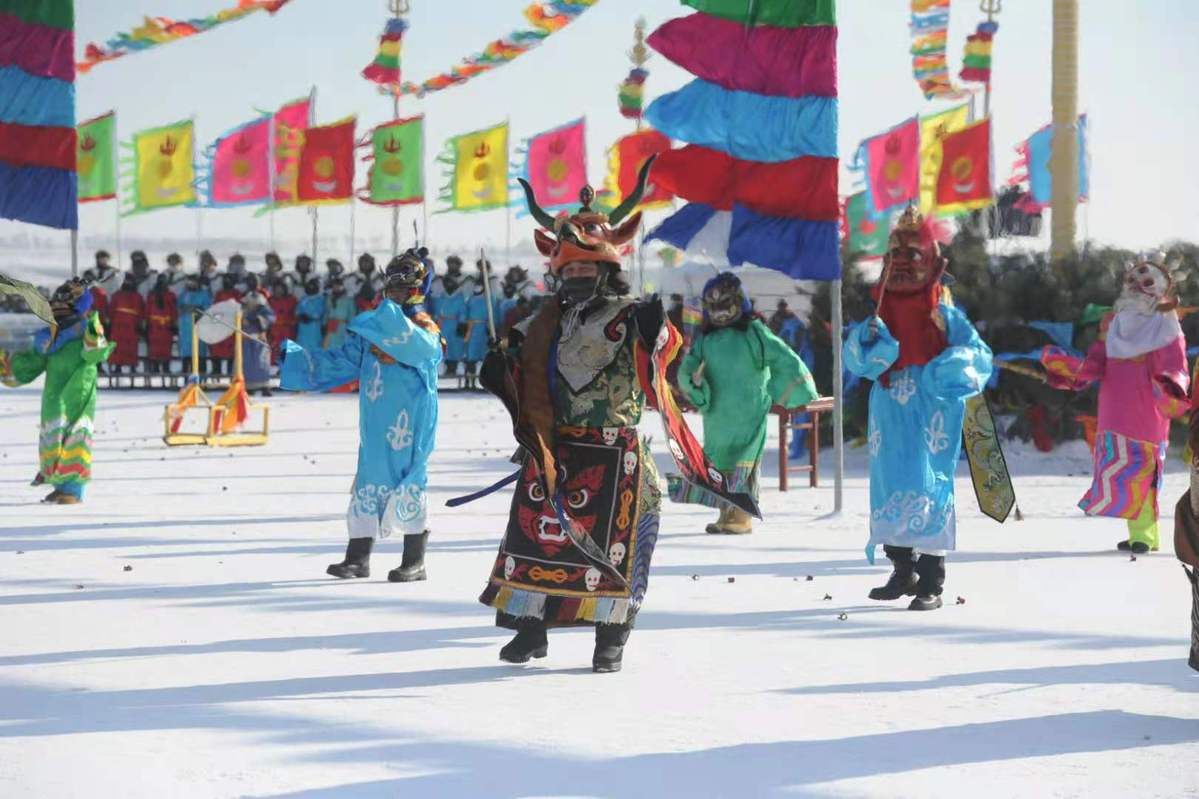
[209,274,243,376]
[107,274,145,373]
[145,274,178,373]
[267,279,298,364]
[83,269,110,327]
[355,280,381,314]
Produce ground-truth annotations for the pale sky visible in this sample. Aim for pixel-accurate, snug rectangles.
[4,0,1196,262]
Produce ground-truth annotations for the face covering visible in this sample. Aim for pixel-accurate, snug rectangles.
[560,272,605,305]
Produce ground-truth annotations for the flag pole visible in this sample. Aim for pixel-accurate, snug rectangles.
[504,116,512,268]
[981,0,1001,118]
[267,104,277,253]
[388,0,407,257]
[311,207,319,269]
[113,111,122,270]
[349,196,357,267]
[831,276,844,513]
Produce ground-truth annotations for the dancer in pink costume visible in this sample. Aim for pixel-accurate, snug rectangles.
[1044,252,1190,554]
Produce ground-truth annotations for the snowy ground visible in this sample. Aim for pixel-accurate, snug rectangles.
[1,387,1197,799]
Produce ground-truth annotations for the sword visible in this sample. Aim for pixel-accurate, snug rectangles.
[478,247,498,343]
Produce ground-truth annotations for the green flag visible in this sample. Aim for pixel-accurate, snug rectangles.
[845,192,890,258]
[366,116,423,206]
[77,112,116,203]
[682,0,835,27]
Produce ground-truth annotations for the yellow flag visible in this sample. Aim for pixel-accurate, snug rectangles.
[439,122,509,212]
[130,120,197,212]
[918,104,969,215]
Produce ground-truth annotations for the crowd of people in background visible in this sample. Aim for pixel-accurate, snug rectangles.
[3,250,820,401]
[2,249,548,389]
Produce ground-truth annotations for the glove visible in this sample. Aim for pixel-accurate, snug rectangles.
[633,294,665,348]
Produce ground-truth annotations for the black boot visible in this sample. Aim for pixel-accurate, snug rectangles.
[908,553,945,611]
[326,537,373,579]
[388,531,428,583]
[499,621,548,664]
[593,622,632,673]
[869,545,918,601]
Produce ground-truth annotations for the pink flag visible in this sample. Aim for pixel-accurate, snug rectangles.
[523,118,586,209]
[859,116,920,216]
[272,97,311,205]
[208,117,271,206]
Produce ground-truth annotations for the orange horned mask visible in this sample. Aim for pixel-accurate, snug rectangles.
[517,156,657,275]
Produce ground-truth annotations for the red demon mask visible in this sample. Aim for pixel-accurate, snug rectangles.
[517,157,657,276]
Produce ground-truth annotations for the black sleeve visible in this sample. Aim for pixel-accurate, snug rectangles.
[632,294,665,349]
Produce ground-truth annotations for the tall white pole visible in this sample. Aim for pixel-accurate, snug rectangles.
[311,207,319,267]
[831,277,844,513]
[70,229,79,278]
[113,111,122,270]
[349,197,357,267]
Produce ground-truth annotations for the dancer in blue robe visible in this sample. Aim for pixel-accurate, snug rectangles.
[295,278,326,352]
[462,277,496,389]
[177,276,212,370]
[281,247,443,583]
[434,276,467,377]
[844,208,992,611]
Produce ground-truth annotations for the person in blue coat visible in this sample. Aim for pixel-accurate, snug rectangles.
[462,275,496,390]
[295,278,326,352]
[844,207,992,611]
[280,247,443,583]
[240,291,276,396]
[177,274,212,373]
[434,274,467,378]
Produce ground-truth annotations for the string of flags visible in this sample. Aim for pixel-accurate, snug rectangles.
[77,0,293,75]
[909,0,967,100]
[384,0,600,98]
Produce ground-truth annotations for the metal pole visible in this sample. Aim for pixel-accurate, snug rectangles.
[389,0,403,258]
[113,111,122,270]
[831,277,844,513]
[1050,0,1079,261]
[195,205,204,259]
[981,0,1001,118]
[70,229,78,278]
[311,207,319,267]
[479,247,497,341]
[349,197,357,268]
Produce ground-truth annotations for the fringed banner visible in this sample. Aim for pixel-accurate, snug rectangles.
[121,119,197,216]
[76,112,117,203]
[436,121,509,213]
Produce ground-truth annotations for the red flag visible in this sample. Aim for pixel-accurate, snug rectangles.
[652,145,838,220]
[935,118,992,215]
[860,117,920,215]
[297,117,356,204]
[610,129,673,208]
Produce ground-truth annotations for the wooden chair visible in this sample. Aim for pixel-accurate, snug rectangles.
[773,397,835,491]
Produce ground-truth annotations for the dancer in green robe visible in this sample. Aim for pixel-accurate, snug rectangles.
[1,278,114,504]
[671,272,817,534]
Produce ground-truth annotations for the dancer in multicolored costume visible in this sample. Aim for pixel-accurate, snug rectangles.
[844,207,993,610]
[1,279,114,504]
[280,248,442,582]
[1044,251,1189,554]
[478,168,675,673]
[673,272,817,534]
